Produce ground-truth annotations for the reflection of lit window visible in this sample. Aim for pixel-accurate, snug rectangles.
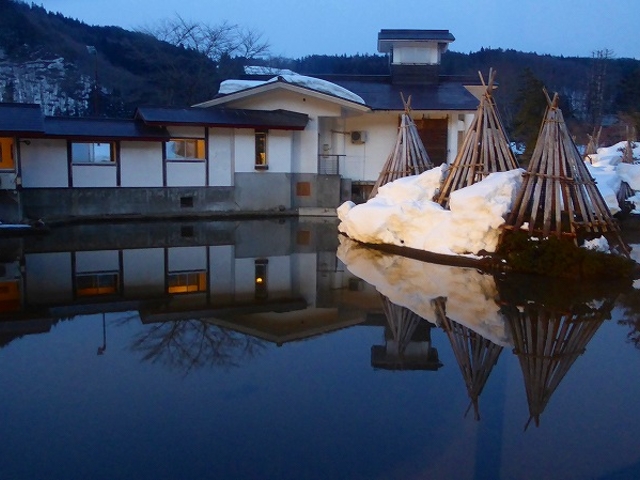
[167,271,206,294]
[0,137,15,170]
[255,130,267,169]
[71,142,115,164]
[255,259,268,300]
[76,273,119,296]
[165,138,205,161]
[0,280,20,312]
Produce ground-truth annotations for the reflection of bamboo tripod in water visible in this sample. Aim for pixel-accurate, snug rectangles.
[370,295,442,371]
[432,296,504,421]
[503,300,612,429]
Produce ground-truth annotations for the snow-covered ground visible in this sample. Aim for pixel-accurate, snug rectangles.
[338,140,640,257]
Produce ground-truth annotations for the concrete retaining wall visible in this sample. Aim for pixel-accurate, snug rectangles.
[17,173,341,221]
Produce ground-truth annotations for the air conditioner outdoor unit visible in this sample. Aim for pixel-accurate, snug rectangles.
[350,130,366,144]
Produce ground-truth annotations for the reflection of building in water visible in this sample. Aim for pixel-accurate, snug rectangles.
[501,296,614,429]
[0,219,356,353]
[433,296,504,420]
[371,296,442,371]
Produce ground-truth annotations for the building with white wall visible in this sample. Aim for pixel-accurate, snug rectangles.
[0,29,481,222]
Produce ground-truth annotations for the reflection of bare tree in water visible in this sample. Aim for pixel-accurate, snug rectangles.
[130,319,266,373]
[616,289,640,349]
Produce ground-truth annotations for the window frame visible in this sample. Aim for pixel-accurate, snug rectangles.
[254,130,268,170]
[0,137,15,170]
[70,141,116,165]
[167,270,207,294]
[164,137,206,162]
[75,271,120,297]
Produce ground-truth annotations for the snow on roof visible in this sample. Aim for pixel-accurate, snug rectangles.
[243,65,298,76]
[218,74,366,105]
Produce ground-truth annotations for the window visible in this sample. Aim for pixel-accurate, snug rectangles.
[167,271,207,294]
[255,259,268,300]
[71,142,115,164]
[0,280,20,313]
[0,138,15,170]
[165,138,205,161]
[255,130,267,169]
[76,273,119,297]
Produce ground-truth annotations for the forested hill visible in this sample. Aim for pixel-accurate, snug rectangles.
[1,0,639,145]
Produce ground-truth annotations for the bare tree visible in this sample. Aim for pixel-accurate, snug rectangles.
[139,15,270,62]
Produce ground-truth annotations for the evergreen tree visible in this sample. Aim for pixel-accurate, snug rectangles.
[512,68,548,164]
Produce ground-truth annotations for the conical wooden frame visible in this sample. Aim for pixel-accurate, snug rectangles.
[369,94,433,199]
[436,68,519,208]
[503,91,628,255]
[434,297,503,420]
[506,301,610,429]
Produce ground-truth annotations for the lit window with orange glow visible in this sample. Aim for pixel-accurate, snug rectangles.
[165,138,205,161]
[167,271,207,294]
[0,137,15,170]
[76,273,119,297]
[255,259,268,300]
[0,280,21,312]
[255,130,267,169]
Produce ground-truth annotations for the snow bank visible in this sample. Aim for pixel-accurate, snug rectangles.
[588,140,640,213]
[338,168,525,256]
[337,236,512,346]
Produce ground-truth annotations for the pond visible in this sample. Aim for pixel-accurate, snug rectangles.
[1,218,640,480]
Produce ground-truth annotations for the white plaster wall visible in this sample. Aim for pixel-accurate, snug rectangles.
[122,248,165,296]
[209,128,234,187]
[291,253,316,306]
[75,250,119,273]
[224,89,343,117]
[209,245,234,299]
[20,139,68,188]
[166,126,206,138]
[120,141,163,187]
[166,162,206,187]
[72,164,117,187]
[341,110,475,181]
[24,252,72,304]
[265,130,292,173]
[343,112,398,182]
[167,246,207,272]
[393,45,439,64]
[233,129,257,173]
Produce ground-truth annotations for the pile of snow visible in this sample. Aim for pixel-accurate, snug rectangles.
[338,167,525,256]
[218,73,366,105]
[588,141,640,213]
[337,236,512,346]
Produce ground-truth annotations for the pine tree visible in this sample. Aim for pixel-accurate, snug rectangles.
[512,68,547,165]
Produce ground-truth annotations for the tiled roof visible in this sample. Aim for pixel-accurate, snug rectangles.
[43,117,169,140]
[0,103,44,134]
[316,76,479,111]
[135,107,309,130]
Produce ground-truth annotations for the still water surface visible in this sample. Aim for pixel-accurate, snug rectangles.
[1,218,640,480]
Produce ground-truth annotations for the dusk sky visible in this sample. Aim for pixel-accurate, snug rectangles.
[36,0,640,60]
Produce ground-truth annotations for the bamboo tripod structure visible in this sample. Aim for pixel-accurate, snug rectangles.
[369,94,433,199]
[433,297,504,420]
[371,296,442,371]
[505,300,612,429]
[383,295,423,357]
[502,91,628,255]
[436,68,519,208]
